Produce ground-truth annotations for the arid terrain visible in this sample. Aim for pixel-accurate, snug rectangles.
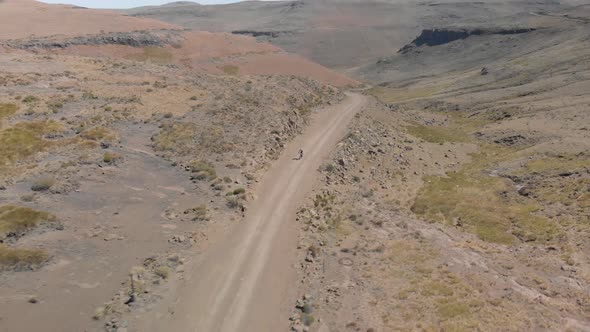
[1,0,589,332]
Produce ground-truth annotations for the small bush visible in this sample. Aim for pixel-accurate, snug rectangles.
[189,96,198,101]
[191,205,209,221]
[301,313,315,326]
[46,101,63,113]
[0,245,48,271]
[223,176,232,183]
[189,160,217,181]
[154,266,171,279]
[22,96,38,104]
[80,126,116,142]
[226,197,241,209]
[324,164,335,173]
[0,205,56,235]
[232,188,246,195]
[103,152,121,164]
[30,178,55,192]
[163,112,173,119]
[82,91,98,100]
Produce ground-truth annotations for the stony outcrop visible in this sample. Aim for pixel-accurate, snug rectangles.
[398,27,535,53]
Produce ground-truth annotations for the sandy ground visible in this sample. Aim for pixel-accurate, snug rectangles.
[126,93,367,332]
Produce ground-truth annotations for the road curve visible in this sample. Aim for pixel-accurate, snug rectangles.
[140,92,367,332]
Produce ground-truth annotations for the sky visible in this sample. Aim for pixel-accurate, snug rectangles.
[39,1,249,8]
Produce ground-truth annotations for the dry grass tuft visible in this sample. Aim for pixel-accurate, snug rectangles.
[80,126,116,142]
[220,64,239,75]
[30,177,55,192]
[0,245,48,271]
[0,205,56,234]
[0,103,18,119]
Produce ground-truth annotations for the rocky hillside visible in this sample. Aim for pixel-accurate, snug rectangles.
[0,1,357,88]
[124,0,569,71]
[288,5,590,331]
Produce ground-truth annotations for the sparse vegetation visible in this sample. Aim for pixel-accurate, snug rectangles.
[80,126,116,142]
[30,177,55,192]
[0,205,56,236]
[126,47,173,64]
[186,205,209,221]
[82,91,98,100]
[410,115,561,244]
[103,152,122,164]
[0,122,60,168]
[22,95,38,104]
[46,101,63,113]
[0,103,18,119]
[152,122,197,153]
[189,160,217,181]
[154,266,171,279]
[220,64,239,75]
[0,245,48,271]
[226,197,242,209]
[232,187,246,195]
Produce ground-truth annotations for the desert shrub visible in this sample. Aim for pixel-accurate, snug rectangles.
[46,101,63,113]
[82,91,98,100]
[154,266,171,279]
[187,205,209,221]
[0,245,48,271]
[0,205,56,234]
[301,314,315,326]
[226,197,241,209]
[152,122,197,153]
[190,96,198,101]
[223,176,232,183]
[103,152,122,164]
[30,178,55,192]
[0,124,56,167]
[232,187,246,195]
[163,112,173,119]
[324,164,335,173]
[22,96,38,103]
[189,160,217,181]
[80,126,116,142]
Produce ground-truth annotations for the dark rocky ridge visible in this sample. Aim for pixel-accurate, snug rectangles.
[4,30,183,50]
[231,30,291,38]
[398,28,535,54]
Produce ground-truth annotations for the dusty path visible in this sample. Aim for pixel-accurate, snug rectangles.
[136,92,367,332]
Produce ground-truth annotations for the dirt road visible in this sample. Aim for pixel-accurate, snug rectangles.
[135,92,366,332]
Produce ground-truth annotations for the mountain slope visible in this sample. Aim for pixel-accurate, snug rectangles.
[124,0,569,71]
